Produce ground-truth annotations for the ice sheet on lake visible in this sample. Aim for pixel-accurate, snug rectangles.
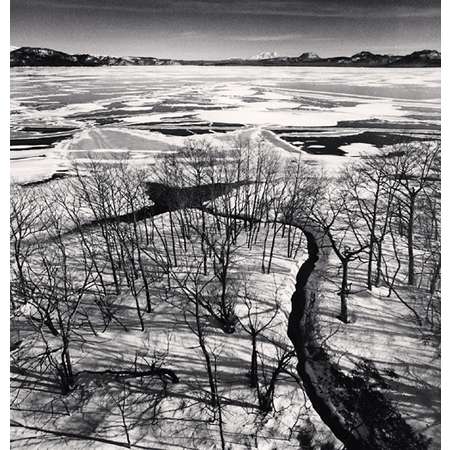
[10,66,440,183]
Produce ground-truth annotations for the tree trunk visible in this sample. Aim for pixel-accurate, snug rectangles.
[374,240,383,287]
[339,260,349,323]
[168,211,178,267]
[367,182,380,290]
[44,312,60,337]
[249,334,258,388]
[367,237,374,290]
[407,195,416,286]
[102,226,120,294]
[195,300,217,406]
[429,256,441,296]
[59,340,74,394]
[201,209,208,275]
[131,219,151,313]
[261,224,270,273]
[217,393,226,450]
[267,223,281,274]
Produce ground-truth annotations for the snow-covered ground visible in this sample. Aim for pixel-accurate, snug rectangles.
[11,208,338,449]
[10,66,441,448]
[314,235,440,448]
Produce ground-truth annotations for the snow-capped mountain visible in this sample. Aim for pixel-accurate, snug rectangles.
[250,51,278,60]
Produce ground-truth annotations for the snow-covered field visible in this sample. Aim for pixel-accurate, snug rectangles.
[10,66,440,183]
[11,207,338,449]
[10,66,441,449]
[312,230,441,448]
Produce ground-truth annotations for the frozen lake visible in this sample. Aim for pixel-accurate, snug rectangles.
[10,66,440,183]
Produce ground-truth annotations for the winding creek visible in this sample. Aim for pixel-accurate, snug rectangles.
[287,220,430,449]
[143,183,375,449]
[30,178,429,449]
[287,225,364,449]
[142,181,430,449]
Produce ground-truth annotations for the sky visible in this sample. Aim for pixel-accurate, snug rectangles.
[11,0,441,59]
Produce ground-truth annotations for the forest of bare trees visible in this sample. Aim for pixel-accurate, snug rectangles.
[314,142,440,328]
[10,139,440,449]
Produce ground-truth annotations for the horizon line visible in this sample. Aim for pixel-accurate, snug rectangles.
[10,44,441,61]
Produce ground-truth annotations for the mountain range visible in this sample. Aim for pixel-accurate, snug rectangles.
[10,46,441,68]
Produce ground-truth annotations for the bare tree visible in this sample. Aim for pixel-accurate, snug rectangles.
[314,188,369,323]
[238,281,280,388]
[342,153,399,290]
[17,215,98,394]
[382,142,440,286]
[72,161,122,294]
[257,346,295,413]
[10,184,47,309]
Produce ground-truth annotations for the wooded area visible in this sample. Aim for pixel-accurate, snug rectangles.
[10,139,440,449]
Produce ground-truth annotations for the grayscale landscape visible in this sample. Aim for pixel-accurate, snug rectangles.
[11,65,440,183]
[10,1,441,449]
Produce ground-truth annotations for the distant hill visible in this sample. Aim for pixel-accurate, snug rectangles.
[298,52,320,61]
[388,49,441,67]
[237,50,440,67]
[250,51,278,60]
[10,46,441,67]
[10,47,179,67]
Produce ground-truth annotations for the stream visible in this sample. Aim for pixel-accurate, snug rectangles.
[286,225,363,449]
[29,178,424,449]
[287,221,430,450]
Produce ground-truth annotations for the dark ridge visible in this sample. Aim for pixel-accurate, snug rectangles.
[11,46,441,68]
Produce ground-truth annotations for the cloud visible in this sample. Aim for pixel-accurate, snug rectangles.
[15,0,440,19]
[232,33,303,42]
